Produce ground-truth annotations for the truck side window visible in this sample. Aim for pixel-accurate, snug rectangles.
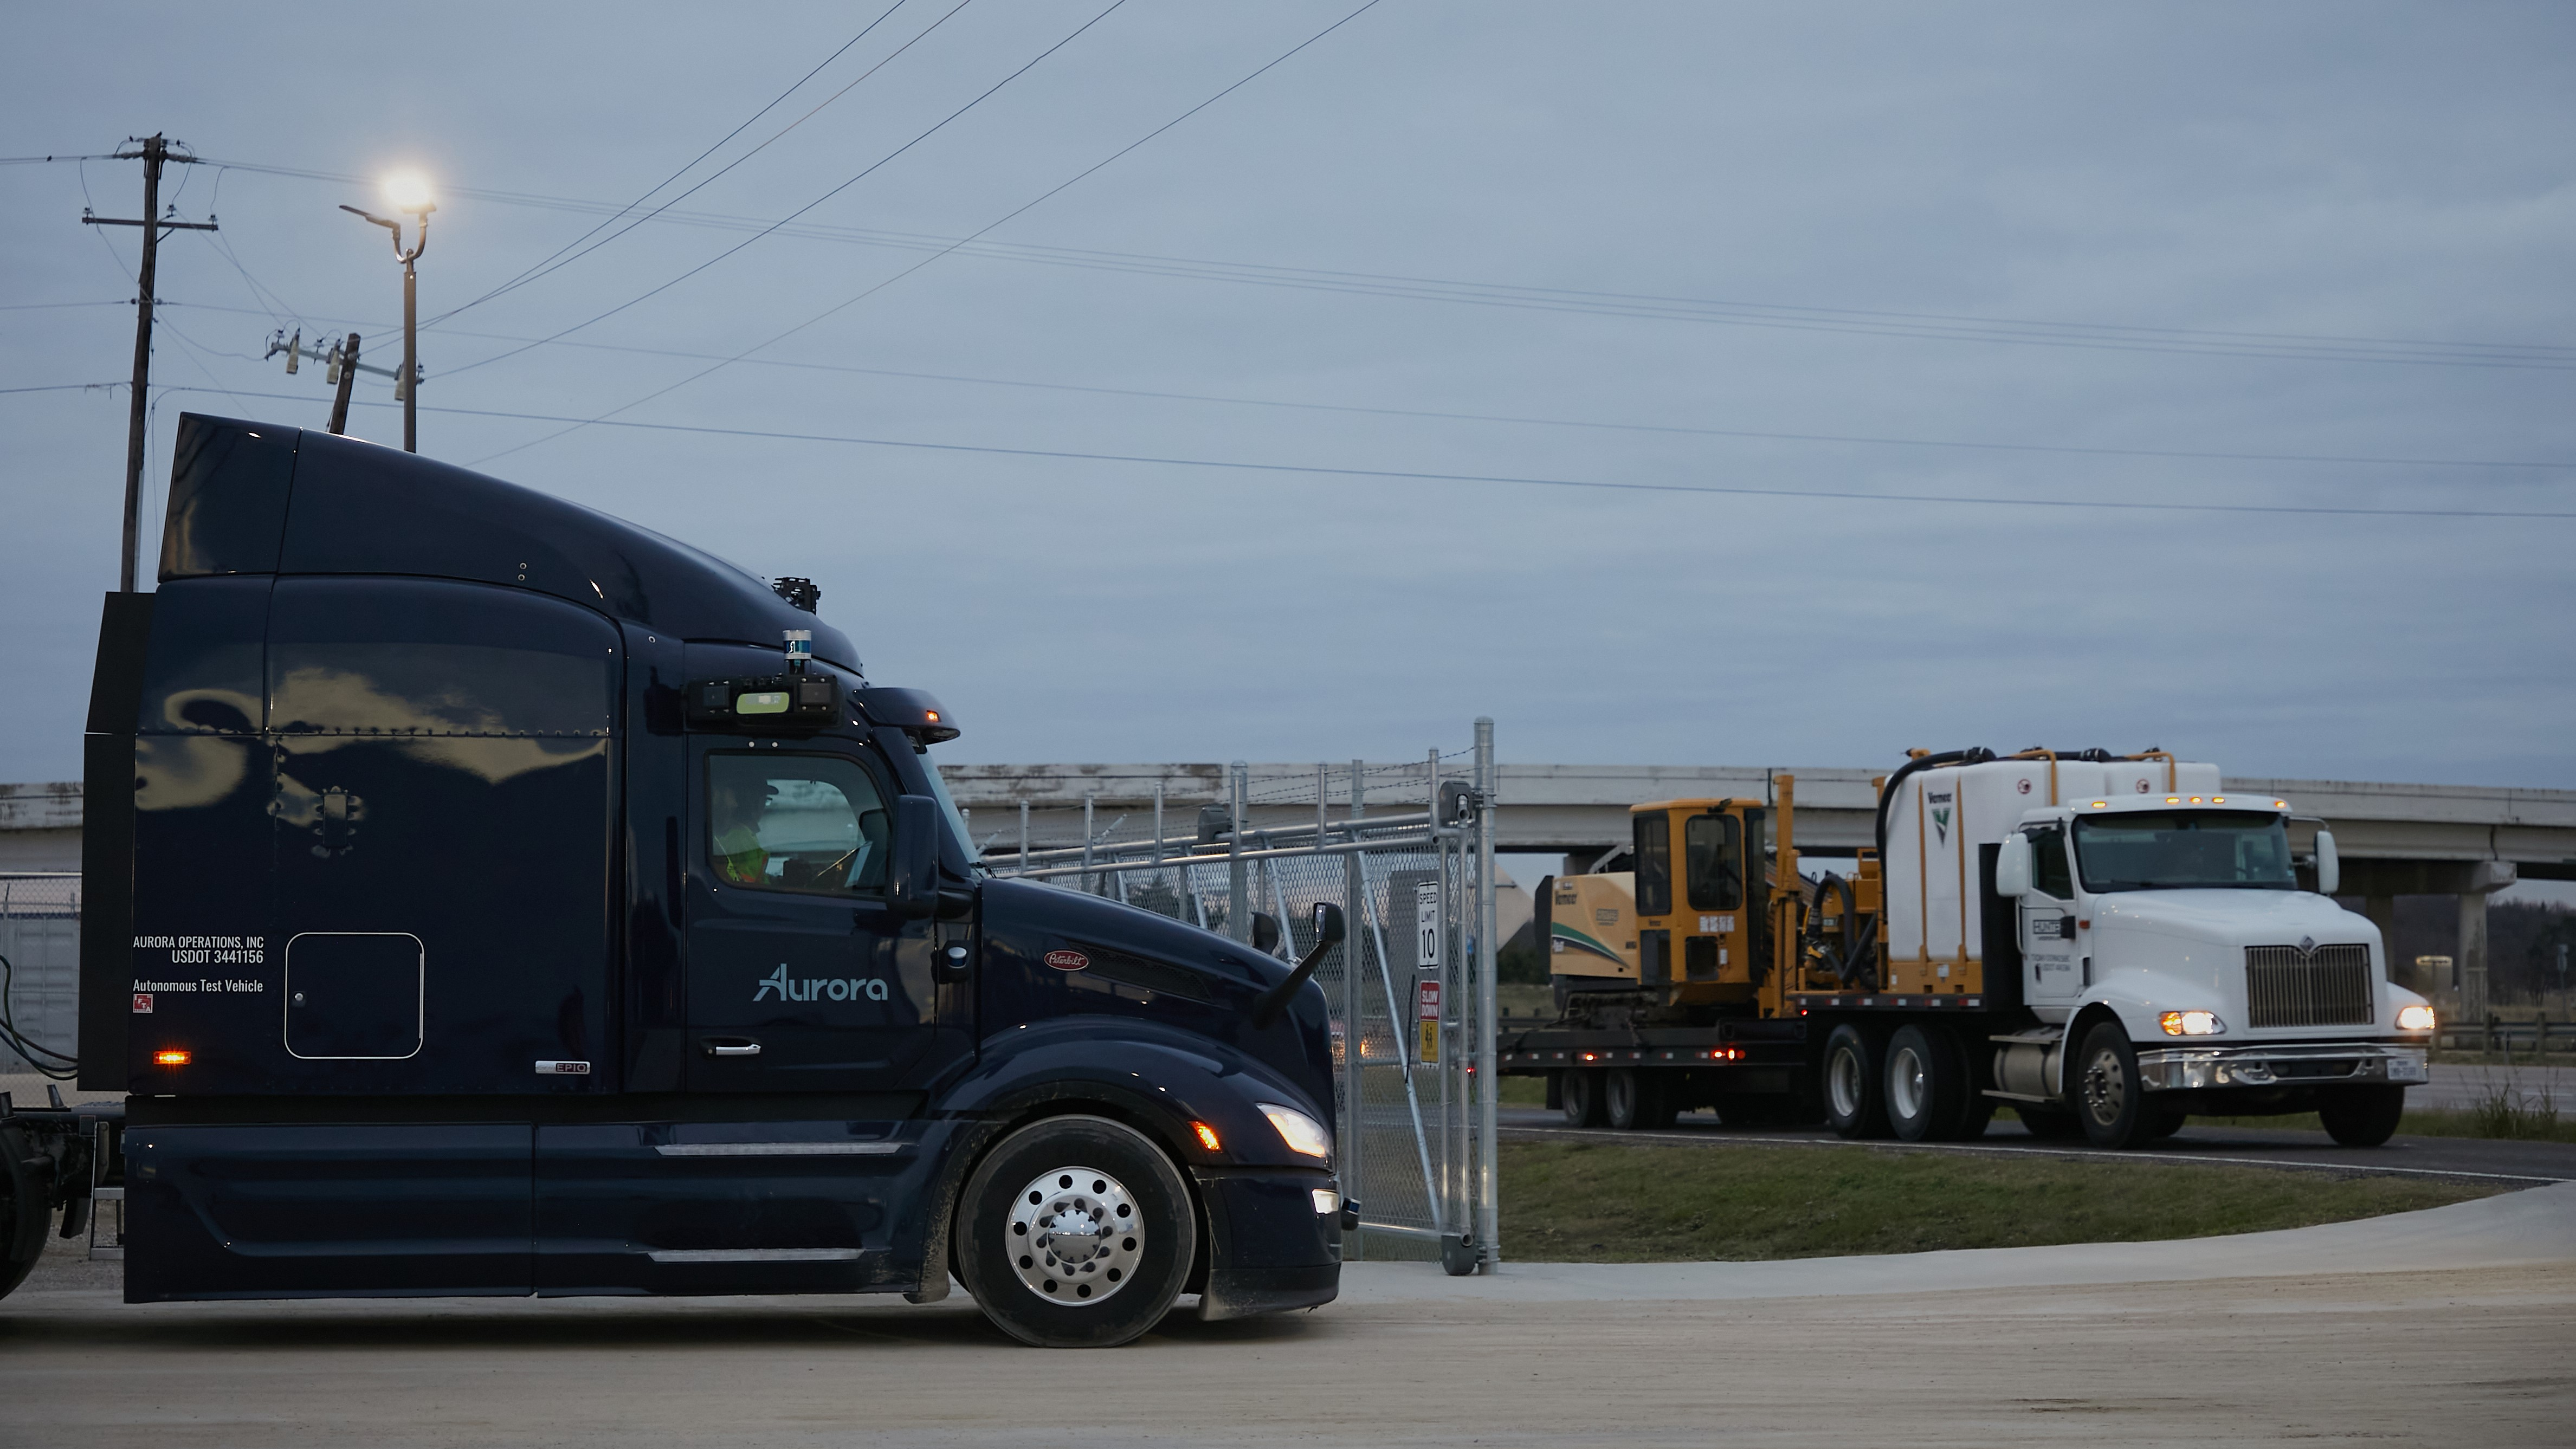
[2029,823,2074,899]
[1684,813,1742,911]
[707,754,890,896]
[1634,812,1672,917]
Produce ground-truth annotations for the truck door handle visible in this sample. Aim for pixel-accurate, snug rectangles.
[705,1040,762,1057]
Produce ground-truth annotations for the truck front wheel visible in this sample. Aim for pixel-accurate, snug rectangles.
[2075,1023,2153,1149]
[953,1115,1198,1348]
[1823,1025,1888,1139]
[2317,1085,2406,1147]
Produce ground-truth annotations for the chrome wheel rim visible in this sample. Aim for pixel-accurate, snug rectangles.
[1828,1045,1864,1118]
[1888,1046,1927,1121]
[2082,1049,2126,1125]
[1006,1166,1142,1306]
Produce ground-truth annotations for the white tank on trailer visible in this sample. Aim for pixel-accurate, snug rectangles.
[1880,755,2220,974]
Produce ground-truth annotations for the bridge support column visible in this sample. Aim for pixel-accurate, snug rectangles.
[2455,861,2517,1030]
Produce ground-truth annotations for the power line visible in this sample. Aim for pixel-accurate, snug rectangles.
[437,0,1129,385]
[176,160,2576,371]
[469,0,1386,467]
[158,387,2576,521]
[408,0,929,337]
[159,294,2576,477]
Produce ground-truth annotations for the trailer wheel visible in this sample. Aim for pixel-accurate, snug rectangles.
[1883,1025,1965,1142]
[1,1125,48,1302]
[2074,1022,2152,1149]
[953,1115,1196,1348]
[1561,1070,1607,1128]
[2317,1085,2406,1147]
[1605,1070,1675,1131]
[1822,1025,1888,1139]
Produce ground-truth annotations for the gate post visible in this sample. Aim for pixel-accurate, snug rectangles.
[1341,759,1366,1260]
[1228,761,1250,943]
[1474,717,1500,1270]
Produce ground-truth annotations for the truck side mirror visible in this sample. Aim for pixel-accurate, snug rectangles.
[2314,829,2339,897]
[889,795,941,920]
[1995,833,2033,898]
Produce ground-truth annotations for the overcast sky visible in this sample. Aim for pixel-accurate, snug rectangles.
[5,2,2572,799]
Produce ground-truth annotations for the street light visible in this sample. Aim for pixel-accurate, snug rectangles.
[340,172,435,452]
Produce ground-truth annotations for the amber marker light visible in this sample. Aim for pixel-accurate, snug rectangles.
[153,1049,191,1066]
[1190,1121,1222,1152]
[2166,796,2180,804]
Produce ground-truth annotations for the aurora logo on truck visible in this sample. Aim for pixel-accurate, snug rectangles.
[754,963,890,1002]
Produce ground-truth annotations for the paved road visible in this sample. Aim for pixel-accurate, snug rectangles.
[1500,1106,2576,1182]
[4,1186,2570,1446]
[2416,1061,2576,1111]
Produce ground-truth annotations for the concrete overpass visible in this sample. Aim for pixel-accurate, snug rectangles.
[929,761,2574,1015]
[7,765,2570,1013]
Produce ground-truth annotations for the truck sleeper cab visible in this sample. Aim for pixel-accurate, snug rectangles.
[17,414,1348,1348]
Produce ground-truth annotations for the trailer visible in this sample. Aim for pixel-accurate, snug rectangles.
[0,415,1355,1347]
[1500,754,2437,1146]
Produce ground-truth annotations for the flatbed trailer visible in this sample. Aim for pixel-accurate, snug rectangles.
[1499,759,2436,1146]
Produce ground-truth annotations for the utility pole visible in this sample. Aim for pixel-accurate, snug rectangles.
[81,134,215,592]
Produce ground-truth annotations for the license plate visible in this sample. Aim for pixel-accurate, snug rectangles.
[2387,1057,2427,1083]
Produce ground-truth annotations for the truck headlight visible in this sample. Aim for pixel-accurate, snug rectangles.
[2158,1010,2225,1036]
[2396,1004,2437,1032]
[1258,1103,1331,1159]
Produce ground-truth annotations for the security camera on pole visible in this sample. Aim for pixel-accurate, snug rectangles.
[340,172,435,453]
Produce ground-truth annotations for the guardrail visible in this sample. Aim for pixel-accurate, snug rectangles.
[2435,1017,2574,1055]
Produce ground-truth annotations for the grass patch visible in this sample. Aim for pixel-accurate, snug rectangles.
[1502,1139,2498,1262]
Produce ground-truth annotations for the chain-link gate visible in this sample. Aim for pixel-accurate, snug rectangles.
[985,722,1503,1272]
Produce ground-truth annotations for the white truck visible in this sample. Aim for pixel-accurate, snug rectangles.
[1503,748,2439,1148]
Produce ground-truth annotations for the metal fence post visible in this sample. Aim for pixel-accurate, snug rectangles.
[1474,716,1500,1270]
[1341,758,1365,1260]
[1228,760,1250,943]
[1018,799,1029,874]
[1081,793,1096,896]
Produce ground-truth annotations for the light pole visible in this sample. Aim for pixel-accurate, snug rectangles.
[340,172,434,452]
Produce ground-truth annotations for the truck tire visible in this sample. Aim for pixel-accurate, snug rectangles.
[2015,1104,2084,1139]
[1823,1024,1888,1139]
[1,1125,47,1302]
[2074,1022,2153,1149]
[2317,1085,2406,1147]
[1883,1025,1965,1142]
[953,1115,1197,1348]
[1606,1069,1676,1131]
[1561,1070,1607,1128]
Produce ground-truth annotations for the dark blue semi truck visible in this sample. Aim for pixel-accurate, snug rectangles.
[0,414,1350,1347]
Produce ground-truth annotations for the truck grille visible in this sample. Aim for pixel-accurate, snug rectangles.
[2244,945,2374,1028]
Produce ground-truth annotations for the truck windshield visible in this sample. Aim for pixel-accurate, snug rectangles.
[2072,811,2295,892]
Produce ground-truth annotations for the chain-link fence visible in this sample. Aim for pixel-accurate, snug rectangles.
[1,874,80,1076]
[986,726,1504,1272]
